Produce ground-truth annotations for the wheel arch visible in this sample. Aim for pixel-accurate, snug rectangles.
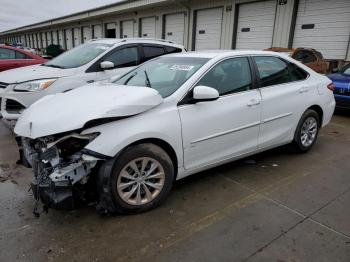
[307,105,323,127]
[119,138,179,180]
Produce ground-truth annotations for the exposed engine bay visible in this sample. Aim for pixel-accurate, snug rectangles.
[18,132,102,214]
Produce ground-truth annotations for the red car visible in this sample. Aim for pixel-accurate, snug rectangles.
[0,45,47,72]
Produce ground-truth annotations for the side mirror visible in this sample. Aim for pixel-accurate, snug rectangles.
[193,86,219,102]
[100,61,114,70]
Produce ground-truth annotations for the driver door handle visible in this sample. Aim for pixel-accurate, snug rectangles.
[247,99,261,107]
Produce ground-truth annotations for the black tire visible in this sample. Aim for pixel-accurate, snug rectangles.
[96,143,174,214]
[292,109,320,153]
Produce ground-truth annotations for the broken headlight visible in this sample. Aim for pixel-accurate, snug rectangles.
[48,132,100,159]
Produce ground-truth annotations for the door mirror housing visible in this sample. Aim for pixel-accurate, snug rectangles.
[100,61,114,70]
[193,85,219,102]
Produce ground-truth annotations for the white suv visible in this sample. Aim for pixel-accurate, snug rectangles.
[0,38,184,122]
[15,51,335,214]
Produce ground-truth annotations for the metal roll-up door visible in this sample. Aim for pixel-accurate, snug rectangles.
[47,32,52,46]
[93,24,102,39]
[194,8,223,50]
[73,28,81,47]
[58,30,64,47]
[82,27,92,43]
[52,31,58,45]
[235,0,277,50]
[164,13,185,45]
[65,29,73,50]
[293,0,350,60]
[121,20,135,38]
[41,32,47,48]
[140,17,156,38]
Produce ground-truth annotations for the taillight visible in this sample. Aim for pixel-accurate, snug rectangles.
[327,83,336,92]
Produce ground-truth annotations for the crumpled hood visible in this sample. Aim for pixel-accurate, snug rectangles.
[0,64,74,84]
[14,83,163,139]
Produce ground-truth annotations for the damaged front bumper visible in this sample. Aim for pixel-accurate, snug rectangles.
[19,133,102,210]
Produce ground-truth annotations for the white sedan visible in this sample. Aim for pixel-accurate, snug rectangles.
[15,50,335,214]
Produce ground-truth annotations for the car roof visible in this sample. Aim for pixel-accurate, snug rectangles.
[165,50,284,59]
[88,38,184,49]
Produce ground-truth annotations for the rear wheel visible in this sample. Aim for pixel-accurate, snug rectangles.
[97,143,174,214]
[292,109,320,153]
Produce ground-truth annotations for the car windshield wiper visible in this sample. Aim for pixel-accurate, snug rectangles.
[42,64,65,69]
[144,70,152,88]
[124,72,138,85]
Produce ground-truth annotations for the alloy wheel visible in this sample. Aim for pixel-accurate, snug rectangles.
[117,157,165,205]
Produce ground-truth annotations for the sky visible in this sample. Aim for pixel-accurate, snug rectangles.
[0,0,122,32]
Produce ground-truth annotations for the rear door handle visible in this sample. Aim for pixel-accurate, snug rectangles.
[247,99,261,107]
[299,86,308,93]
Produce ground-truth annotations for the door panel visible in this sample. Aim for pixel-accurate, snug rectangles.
[195,8,223,50]
[179,57,261,170]
[140,17,156,38]
[164,13,185,45]
[179,91,261,170]
[236,0,276,50]
[82,27,92,43]
[253,56,310,148]
[121,20,135,38]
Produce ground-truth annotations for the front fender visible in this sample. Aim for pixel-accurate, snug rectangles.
[82,105,184,168]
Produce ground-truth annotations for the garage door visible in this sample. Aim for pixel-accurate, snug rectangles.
[195,8,223,50]
[73,28,81,47]
[164,13,185,45]
[41,32,47,48]
[82,27,92,43]
[235,0,277,50]
[47,32,52,46]
[105,23,116,38]
[121,20,135,38]
[52,31,58,45]
[65,29,73,50]
[58,30,64,47]
[293,0,350,60]
[93,24,102,39]
[140,17,156,38]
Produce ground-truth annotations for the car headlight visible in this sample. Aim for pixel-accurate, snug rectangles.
[14,79,57,92]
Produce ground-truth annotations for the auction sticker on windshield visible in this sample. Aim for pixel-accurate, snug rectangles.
[170,65,195,71]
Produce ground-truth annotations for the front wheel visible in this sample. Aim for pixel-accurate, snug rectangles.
[292,109,320,153]
[97,143,174,214]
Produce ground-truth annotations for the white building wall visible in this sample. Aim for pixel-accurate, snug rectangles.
[1,0,349,61]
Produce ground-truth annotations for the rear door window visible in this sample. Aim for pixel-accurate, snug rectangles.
[142,45,165,62]
[0,48,16,59]
[165,46,183,54]
[254,56,308,88]
[15,51,31,59]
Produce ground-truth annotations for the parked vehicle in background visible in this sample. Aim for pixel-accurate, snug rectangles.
[14,51,335,214]
[328,63,350,110]
[0,45,46,72]
[265,47,328,74]
[0,38,185,122]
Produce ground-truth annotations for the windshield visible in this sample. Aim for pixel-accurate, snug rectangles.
[44,42,112,69]
[114,57,209,98]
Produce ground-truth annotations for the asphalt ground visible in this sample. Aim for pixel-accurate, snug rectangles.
[0,112,349,262]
